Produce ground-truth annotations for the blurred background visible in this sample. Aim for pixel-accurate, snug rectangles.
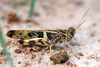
[0,0,100,67]
[0,0,100,31]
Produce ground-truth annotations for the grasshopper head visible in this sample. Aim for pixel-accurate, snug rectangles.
[66,27,75,41]
[65,9,89,41]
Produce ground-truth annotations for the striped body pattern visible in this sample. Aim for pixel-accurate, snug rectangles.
[7,27,75,51]
[6,9,89,56]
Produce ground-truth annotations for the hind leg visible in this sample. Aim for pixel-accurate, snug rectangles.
[64,42,77,57]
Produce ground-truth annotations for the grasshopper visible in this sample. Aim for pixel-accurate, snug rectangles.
[7,9,89,56]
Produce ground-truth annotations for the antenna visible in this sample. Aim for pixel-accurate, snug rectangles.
[75,8,89,31]
[75,20,86,30]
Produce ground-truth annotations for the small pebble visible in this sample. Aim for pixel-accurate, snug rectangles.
[18,61,21,64]
[32,54,36,59]
[77,52,84,56]
[65,61,70,65]
[92,23,96,26]
[98,39,100,42]
[90,34,95,37]
[14,49,21,54]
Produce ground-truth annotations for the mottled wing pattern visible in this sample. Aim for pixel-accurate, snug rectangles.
[7,30,61,47]
[7,30,33,39]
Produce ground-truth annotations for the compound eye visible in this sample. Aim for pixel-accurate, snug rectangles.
[70,29,74,36]
[66,27,75,41]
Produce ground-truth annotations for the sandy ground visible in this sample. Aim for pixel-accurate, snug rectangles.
[0,0,100,67]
